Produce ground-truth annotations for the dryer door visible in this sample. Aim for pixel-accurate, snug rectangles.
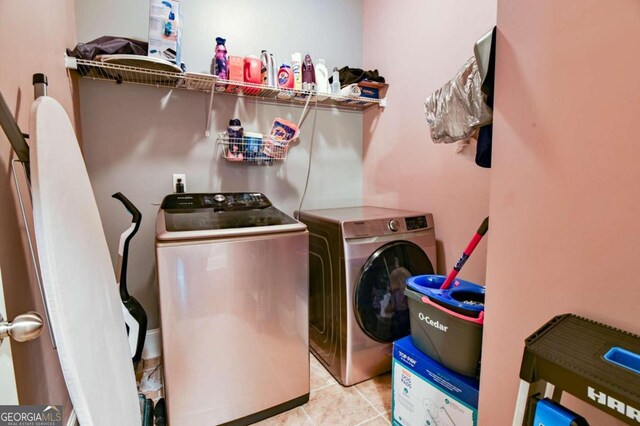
[354,241,434,343]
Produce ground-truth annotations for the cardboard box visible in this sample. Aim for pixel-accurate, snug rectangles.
[226,56,244,94]
[357,81,389,99]
[392,336,479,426]
[148,0,182,65]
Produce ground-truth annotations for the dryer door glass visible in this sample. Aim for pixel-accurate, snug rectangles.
[354,241,434,343]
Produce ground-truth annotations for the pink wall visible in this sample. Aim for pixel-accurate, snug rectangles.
[479,0,640,424]
[0,0,77,420]
[362,1,496,282]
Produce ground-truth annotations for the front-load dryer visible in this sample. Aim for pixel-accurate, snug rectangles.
[297,206,436,386]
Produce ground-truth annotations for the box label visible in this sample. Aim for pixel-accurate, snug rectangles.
[392,361,476,426]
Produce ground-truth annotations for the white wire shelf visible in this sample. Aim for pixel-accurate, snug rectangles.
[216,133,293,165]
[66,58,384,112]
[213,79,383,111]
[68,57,217,91]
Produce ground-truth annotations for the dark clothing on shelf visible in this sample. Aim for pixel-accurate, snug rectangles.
[67,36,148,61]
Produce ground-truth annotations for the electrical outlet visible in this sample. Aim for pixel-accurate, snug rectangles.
[172,173,186,193]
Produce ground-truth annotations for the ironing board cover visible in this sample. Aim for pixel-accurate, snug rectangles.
[30,97,140,425]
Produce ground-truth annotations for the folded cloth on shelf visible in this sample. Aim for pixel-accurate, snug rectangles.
[339,84,362,98]
[67,36,148,61]
[424,56,492,144]
[329,67,385,87]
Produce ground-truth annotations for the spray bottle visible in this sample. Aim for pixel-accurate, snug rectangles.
[302,53,316,92]
[331,67,341,94]
[213,37,228,79]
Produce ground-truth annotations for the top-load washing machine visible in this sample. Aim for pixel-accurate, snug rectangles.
[156,193,309,425]
[297,206,436,386]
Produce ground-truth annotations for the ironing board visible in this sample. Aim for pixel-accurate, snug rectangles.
[30,97,140,425]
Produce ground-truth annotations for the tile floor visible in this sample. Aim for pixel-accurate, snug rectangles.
[255,354,392,426]
[137,354,393,425]
[136,357,164,403]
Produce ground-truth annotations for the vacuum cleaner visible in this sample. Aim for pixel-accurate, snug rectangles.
[113,192,148,364]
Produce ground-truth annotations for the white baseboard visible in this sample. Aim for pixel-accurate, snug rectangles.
[141,328,162,359]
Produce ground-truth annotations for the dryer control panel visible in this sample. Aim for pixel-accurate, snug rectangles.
[343,215,431,238]
[405,215,429,230]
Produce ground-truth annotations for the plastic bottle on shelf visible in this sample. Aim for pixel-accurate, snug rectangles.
[331,67,341,94]
[291,52,302,91]
[260,50,269,86]
[302,53,316,92]
[315,59,330,94]
[213,37,228,79]
[227,118,243,138]
[268,53,277,88]
[277,64,294,89]
[227,118,244,160]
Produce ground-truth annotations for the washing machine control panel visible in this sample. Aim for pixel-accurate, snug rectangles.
[388,219,400,232]
[161,192,271,211]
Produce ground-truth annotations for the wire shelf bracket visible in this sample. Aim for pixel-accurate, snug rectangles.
[65,56,219,137]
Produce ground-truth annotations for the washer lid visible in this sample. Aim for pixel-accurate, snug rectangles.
[156,193,305,240]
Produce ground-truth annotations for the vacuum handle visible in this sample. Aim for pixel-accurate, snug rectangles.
[112,193,141,300]
[112,192,142,224]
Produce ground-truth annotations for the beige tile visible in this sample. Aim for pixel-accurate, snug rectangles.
[355,374,392,413]
[142,356,162,371]
[303,383,379,426]
[310,354,336,391]
[135,368,145,383]
[254,407,313,425]
[357,414,391,425]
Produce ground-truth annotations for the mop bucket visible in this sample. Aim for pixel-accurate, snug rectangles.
[405,275,485,377]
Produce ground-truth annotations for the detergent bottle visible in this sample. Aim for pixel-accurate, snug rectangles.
[315,59,329,94]
[260,50,269,86]
[291,52,302,90]
[278,64,294,89]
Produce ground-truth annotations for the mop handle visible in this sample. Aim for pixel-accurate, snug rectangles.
[440,217,489,290]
